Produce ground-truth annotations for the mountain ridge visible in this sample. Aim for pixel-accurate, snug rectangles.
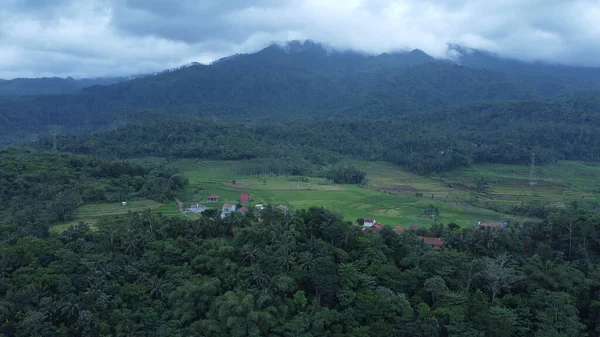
[0,40,599,147]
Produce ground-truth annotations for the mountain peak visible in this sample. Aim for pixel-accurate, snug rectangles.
[276,40,328,56]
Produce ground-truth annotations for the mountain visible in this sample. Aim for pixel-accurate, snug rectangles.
[1,40,600,147]
[0,76,131,96]
[449,44,600,88]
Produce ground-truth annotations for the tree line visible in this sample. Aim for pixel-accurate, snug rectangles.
[33,102,600,175]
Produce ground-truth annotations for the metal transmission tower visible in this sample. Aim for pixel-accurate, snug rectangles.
[52,133,57,152]
[528,152,536,186]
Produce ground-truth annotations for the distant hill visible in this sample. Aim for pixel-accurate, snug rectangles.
[449,44,600,88]
[1,40,600,147]
[0,76,132,96]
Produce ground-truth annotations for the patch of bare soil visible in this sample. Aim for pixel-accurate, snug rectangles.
[501,178,568,188]
[376,185,419,192]
[222,182,254,188]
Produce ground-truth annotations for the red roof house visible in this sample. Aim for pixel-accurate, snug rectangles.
[393,226,406,233]
[418,236,445,250]
[240,193,250,203]
[207,194,220,203]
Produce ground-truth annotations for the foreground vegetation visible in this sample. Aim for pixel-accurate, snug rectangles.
[1,204,600,336]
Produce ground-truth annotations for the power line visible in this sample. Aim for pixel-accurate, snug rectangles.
[528,152,536,186]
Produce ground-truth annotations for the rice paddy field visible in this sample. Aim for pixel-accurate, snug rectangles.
[171,158,600,228]
[53,158,600,233]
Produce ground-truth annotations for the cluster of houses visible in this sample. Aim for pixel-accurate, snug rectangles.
[186,193,507,250]
[361,218,445,250]
[361,218,509,250]
[184,193,288,218]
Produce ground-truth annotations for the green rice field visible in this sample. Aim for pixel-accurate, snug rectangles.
[53,158,600,233]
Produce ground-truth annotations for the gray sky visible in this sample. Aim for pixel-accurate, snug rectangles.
[1,0,599,78]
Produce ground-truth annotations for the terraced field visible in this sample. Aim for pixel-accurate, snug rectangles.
[50,200,167,234]
[439,161,600,210]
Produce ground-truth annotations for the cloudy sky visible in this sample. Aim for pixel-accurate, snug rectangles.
[1,0,599,78]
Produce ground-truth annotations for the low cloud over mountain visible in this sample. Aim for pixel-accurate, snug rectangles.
[1,0,600,78]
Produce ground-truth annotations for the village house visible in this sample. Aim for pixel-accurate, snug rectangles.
[409,225,422,232]
[255,204,265,210]
[418,236,445,250]
[185,203,207,213]
[276,205,289,214]
[221,204,237,218]
[207,194,220,203]
[363,223,384,233]
[393,226,406,233]
[240,193,250,204]
[238,207,250,215]
[363,218,377,227]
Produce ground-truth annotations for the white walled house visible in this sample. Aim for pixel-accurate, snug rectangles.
[221,204,237,218]
[363,218,377,227]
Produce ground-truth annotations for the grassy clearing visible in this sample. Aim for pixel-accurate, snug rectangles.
[50,200,169,234]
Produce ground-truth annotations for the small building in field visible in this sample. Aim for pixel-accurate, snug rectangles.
[240,193,250,204]
[221,204,237,218]
[418,236,444,250]
[122,201,127,207]
[207,194,220,203]
[477,221,507,229]
[186,203,207,213]
[363,218,377,228]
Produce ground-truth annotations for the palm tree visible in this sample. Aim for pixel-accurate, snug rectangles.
[277,245,297,271]
[122,235,139,257]
[148,278,168,299]
[60,299,80,321]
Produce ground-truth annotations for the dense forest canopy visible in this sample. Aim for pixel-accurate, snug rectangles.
[33,99,600,174]
[1,203,600,336]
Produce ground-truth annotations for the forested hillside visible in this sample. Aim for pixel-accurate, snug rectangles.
[2,41,600,147]
[34,94,600,174]
[0,148,186,234]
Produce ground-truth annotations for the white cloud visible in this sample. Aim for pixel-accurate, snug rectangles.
[0,0,599,78]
